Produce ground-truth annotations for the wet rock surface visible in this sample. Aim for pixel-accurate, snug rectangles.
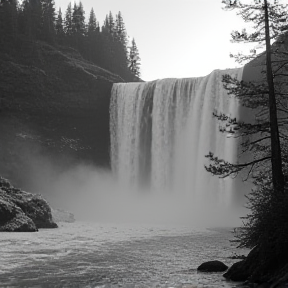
[0,177,57,231]
[0,198,37,232]
[224,245,288,286]
[224,246,261,282]
[197,260,228,272]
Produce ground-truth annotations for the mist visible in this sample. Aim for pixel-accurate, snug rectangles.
[10,69,251,229]
[17,146,246,228]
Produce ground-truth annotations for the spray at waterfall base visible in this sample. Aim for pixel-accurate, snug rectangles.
[109,68,248,227]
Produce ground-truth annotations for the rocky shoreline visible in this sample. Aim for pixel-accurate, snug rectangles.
[198,246,288,287]
[0,177,57,231]
[223,245,288,288]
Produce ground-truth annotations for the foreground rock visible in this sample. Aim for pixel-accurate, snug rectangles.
[224,246,260,281]
[0,177,57,232]
[51,208,75,223]
[0,198,37,231]
[197,260,228,272]
[224,245,288,287]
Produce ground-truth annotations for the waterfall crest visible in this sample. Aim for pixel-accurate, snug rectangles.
[110,68,244,225]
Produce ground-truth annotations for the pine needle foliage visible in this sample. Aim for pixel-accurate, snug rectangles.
[0,0,141,81]
[206,0,288,253]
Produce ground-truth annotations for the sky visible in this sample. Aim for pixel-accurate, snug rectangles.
[56,0,249,81]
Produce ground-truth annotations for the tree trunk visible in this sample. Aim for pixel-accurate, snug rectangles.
[263,0,284,192]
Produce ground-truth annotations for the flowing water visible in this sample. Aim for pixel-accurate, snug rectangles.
[0,222,248,287]
[110,68,245,227]
[0,69,249,287]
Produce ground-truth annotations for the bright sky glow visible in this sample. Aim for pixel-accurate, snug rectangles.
[56,0,257,81]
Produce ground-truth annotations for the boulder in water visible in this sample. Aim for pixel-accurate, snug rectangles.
[197,260,228,272]
[0,177,57,231]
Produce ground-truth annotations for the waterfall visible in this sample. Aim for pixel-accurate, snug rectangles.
[109,68,244,226]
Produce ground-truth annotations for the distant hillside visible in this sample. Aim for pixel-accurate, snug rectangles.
[0,38,127,188]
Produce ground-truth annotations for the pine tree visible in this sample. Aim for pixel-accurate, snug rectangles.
[87,7,97,33]
[20,0,42,40]
[78,1,85,34]
[55,8,63,35]
[205,0,288,282]
[107,11,115,35]
[102,14,109,33]
[206,0,288,194]
[86,7,100,62]
[113,11,130,77]
[115,11,127,45]
[99,12,116,72]
[71,2,78,33]
[72,1,85,34]
[0,0,18,43]
[128,38,141,77]
[64,2,72,36]
[41,0,55,42]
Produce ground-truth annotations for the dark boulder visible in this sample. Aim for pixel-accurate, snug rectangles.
[223,245,261,282]
[224,244,288,285]
[197,260,228,272]
[0,177,57,231]
[223,260,250,281]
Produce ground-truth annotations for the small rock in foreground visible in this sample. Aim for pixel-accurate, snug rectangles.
[197,260,228,272]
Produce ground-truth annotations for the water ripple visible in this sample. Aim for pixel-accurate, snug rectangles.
[0,222,248,287]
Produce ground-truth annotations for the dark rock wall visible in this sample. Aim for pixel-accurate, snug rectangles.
[0,39,122,188]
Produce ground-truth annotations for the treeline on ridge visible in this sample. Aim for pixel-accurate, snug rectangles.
[0,0,141,81]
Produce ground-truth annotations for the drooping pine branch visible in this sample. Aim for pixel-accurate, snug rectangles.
[222,74,269,108]
[205,152,271,178]
[213,110,270,136]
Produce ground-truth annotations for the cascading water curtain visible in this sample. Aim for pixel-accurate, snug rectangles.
[110,68,243,206]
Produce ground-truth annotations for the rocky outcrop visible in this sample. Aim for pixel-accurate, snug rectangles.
[224,245,288,286]
[224,246,260,281]
[197,260,228,272]
[0,198,37,232]
[0,177,57,232]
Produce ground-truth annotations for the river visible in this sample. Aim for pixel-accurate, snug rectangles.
[0,221,248,287]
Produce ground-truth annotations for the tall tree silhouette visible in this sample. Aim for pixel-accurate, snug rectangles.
[64,2,72,36]
[72,2,85,34]
[55,7,64,43]
[41,0,55,42]
[20,0,42,40]
[128,38,141,77]
[205,0,288,281]
[0,0,18,43]
[87,7,98,33]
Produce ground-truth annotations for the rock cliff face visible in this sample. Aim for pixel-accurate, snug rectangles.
[0,177,57,232]
[0,38,125,188]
